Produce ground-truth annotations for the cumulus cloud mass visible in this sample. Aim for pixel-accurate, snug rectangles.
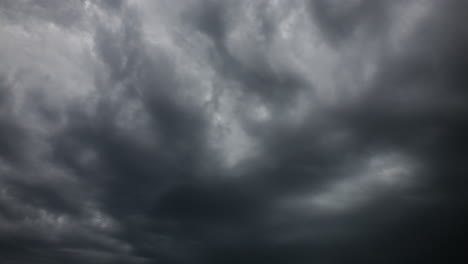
[0,0,467,263]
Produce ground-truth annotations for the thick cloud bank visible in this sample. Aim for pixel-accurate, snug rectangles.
[0,0,467,263]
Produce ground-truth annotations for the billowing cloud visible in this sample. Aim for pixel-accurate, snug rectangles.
[0,0,467,263]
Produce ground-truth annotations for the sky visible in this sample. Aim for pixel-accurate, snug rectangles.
[0,0,467,263]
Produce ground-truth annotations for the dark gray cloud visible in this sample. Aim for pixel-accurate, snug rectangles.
[0,0,467,263]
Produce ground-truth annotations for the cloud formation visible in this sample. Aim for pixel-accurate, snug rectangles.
[0,0,467,263]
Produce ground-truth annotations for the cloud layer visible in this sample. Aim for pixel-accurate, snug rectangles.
[1,0,467,263]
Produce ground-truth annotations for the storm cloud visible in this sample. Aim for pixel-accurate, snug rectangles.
[0,0,467,263]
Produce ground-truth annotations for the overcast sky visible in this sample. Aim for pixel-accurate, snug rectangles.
[0,0,467,263]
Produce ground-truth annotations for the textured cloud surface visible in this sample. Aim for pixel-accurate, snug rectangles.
[0,0,467,263]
